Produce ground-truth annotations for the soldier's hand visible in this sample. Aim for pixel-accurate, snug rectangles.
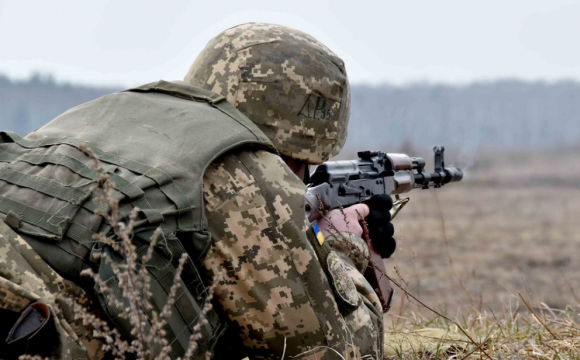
[367,194,396,258]
[318,204,369,238]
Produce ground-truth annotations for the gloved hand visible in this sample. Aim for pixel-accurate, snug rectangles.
[367,195,396,258]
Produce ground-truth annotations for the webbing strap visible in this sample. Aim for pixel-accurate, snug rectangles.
[0,132,195,231]
[0,149,167,223]
[98,268,187,359]
[0,151,19,163]
[136,245,213,350]
[15,152,144,200]
[141,209,164,224]
[90,151,193,229]
[0,195,68,239]
[73,144,193,230]
[143,168,190,214]
[65,221,98,247]
[0,167,92,206]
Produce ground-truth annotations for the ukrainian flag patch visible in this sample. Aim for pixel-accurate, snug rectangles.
[312,221,325,245]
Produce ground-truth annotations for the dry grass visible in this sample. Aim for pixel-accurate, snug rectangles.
[384,301,580,359]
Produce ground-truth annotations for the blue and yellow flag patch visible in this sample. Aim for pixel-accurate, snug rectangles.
[312,221,325,245]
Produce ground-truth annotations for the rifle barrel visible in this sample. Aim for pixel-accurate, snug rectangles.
[414,167,463,186]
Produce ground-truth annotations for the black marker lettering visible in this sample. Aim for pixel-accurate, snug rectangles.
[314,96,326,119]
[298,94,312,118]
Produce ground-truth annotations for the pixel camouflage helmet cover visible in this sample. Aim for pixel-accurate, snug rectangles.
[184,22,350,164]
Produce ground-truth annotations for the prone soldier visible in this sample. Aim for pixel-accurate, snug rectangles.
[0,23,395,359]
[185,22,397,359]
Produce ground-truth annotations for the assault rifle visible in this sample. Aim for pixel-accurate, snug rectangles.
[305,146,463,313]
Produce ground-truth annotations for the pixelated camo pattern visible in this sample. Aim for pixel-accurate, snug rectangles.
[327,251,359,307]
[325,232,370,275]
[185,22,350,164]
[0,220,104,359]
[202,149,382,360]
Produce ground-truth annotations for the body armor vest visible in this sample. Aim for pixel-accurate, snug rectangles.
[0,80,276,358]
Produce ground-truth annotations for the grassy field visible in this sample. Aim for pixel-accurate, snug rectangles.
[378,147,580,358]
[386,147,580,316]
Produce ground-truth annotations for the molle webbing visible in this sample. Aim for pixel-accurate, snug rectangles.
[0,131,194,231]
[3,150,163,225]
[0,167,92,206]
[16,152,144,199]
[0,195,69,238]
[0,151,19,162]
[0,166,94,241]
[96,243,218,359]
[0,136,160,245]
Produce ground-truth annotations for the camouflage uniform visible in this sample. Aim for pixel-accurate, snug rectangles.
[0,220,103,359]
[187,23,384,359]
[0,22,385,360]
[202,149,384,360]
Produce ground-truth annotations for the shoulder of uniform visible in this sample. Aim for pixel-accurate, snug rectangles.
[204,149,298,193]
[203,150,258,213]
[203,149,306,225]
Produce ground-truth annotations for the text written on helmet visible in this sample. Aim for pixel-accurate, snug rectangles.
[298,94,335,120]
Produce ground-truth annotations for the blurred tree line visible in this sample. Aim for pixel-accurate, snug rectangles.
[0,73,118,135]
[344,81,580,154]
[1,73,579,153]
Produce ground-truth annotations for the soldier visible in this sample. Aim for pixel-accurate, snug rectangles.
[0,22,395,359]
[185,23,396,360]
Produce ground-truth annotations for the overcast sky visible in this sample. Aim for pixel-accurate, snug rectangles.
[1,0,580,87]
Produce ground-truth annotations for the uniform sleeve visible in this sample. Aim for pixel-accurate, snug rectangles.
[202,149,383,360]
[325,232,383,311]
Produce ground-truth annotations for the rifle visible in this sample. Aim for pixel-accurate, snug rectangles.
[305,146,463,313]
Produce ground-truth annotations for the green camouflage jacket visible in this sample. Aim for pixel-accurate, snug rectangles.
[202,148,384,360]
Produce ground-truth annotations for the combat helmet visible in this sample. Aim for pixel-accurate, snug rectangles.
[184,22,350,164]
